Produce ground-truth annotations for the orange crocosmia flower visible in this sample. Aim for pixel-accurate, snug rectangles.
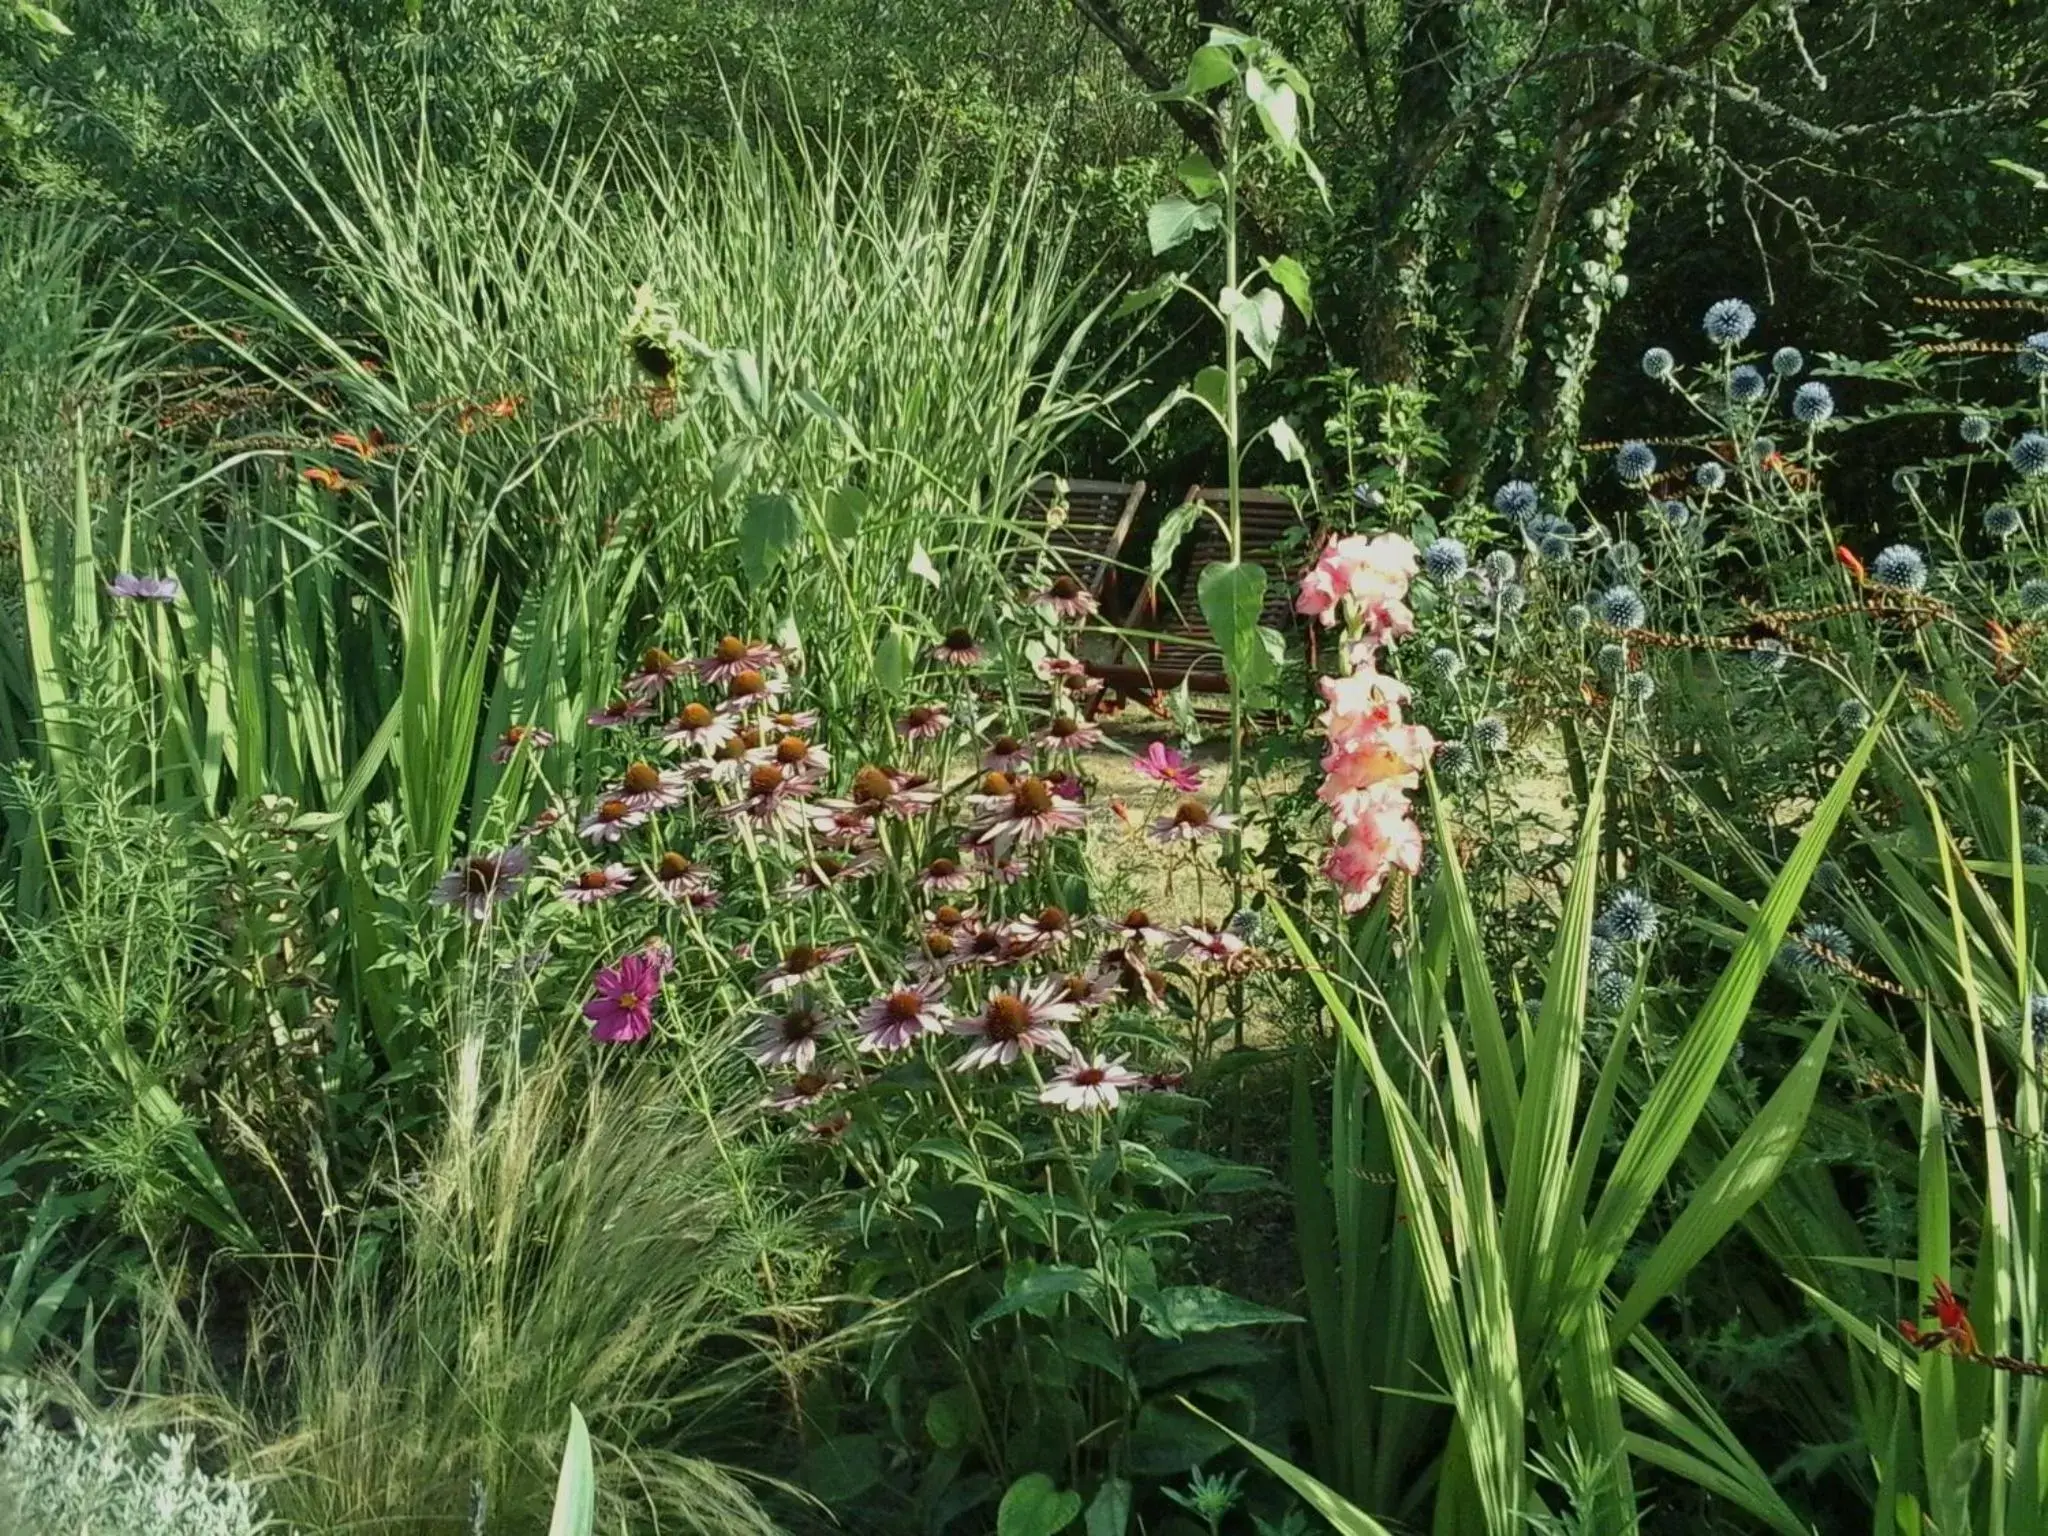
[300,465,356,493]
[1835,545,1866,582]
[484,394,523,419]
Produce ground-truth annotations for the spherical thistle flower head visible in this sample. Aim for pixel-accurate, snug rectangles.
[1493,479,1540,520]
[2018,331,2048,379]
[1352,483,1387,511]
[1482,549,1518,583]
[1595,584,1647,630]
[1604,540,1643,576]
[1792,381,1835,424]
[1427,645,1464,682]
[1960,414,1993,445]
[1434,738,1475,777]
[2022,578,2048,614]
[1985,503,2024,539]
[1751,436,1778,464]
[2010,431,2048,478]
[1727,365,1766,405]
[1565,603,1592,632]
[1703,298,1757,345]
[1793,921,1853,972]
[1870,544,1928,592]
[1423,536,1470,583]
[1747,637,1790,675]
[1596,889,1660,945]
[1498,581,1528,618]
[1615,441,1657,483]
[1593,968,1633,1014]
[1891,466,1922,494]
[2024,803,2048,839]
[1835,698,1873,733]
[1694,461,1727,491]
[2022,993,2048,1052]
[1589,935,1621,976]
[1596,643,1628,677]
[2025,843,2048,868]
[1538,532,1573,562]
[1659,499,1691,529]
[1620,671,1656,704]
[1771,346,1805,377]
[1813,859,1848,894]
[1471,716,1510,754]
[1641,346,1675,381]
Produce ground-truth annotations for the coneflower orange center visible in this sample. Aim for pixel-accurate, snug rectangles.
[992,735,1022,756]
[775,735,809,764]
[981,771,1014,796]
[813,856,846,878]
[1062,973,1092,1001]
[1036,906,1068,931]
[784,945,821,972]
[906,706,935,728]
[1050,717,1080,739]
[578,870,611,890]
[933,904,965,929]
[715,635,747,662]
[1174,799,1211,827]
[780,1008,821,1039]
[791,1071,829,1096]
[1050,574,1082,599]
[464,857,501,893]
[883,990,925,1023]
[679,702,714,729]
[503,724,529,745]
[1071,1065,1107,1087]
[731,669,766,697]
[1123,908,1151,930]
[623,762,662,793]
[598,798,630,820]
[640,647,672,671]
[1013,778,1055,815]
[656,852,692,879]
[923,931,955,957]
[852,765,894,804]
[984,995,1031,1041]
[970,929,1006,957]
[926,857,958,879]
[944,627,974,650]
[748,764,785,795]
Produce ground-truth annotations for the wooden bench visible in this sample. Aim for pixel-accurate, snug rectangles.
[1013,476,1147,615]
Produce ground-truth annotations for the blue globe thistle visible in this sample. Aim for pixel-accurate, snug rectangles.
[2025,843,2048,868]
[1615,441,1657,483]
[1227,908,1275,945]
[1471,716,1510,754]
[1813,859,1847,894]
[1588,935,1620,975]
[1960,414,1993,445]
[1593,968,1634,1014]
[1523,991,1545,1022]
[1749,638,1790,675]
[2022,578,2048,613]
[1703,298,1757,345]
[1595,584,1648,629]
[1792,381,1835,423]
[1597,889,1660,945]
[2022,803,2048,839]
[1522,512,1573,545]
[1642,346,1676,380]
[1493,479,1540,520]
[1423,536,1470,583]
[1434,739,1475,777]
[1892,467,1923,494]
[1499,582,1528,618]
[1621,671,1657,704]
[1537,532,1574,563]
[1728,365,1766,404]
[2011,432,2048,477]
[1565,603,1592,631]
[1985,503,2023,538]
[1782,921,1854,977]
[1596,643,1628,676]
[1836,698,1873,732]
[1482,549,1518,583]
[1660,499,1691,528]
[2024,993,2048,1054]
[1694,461,1727,491]
[1428,646,1464,682]
[1751,436,1778,463]
[1604,540,1644,575]
[1771,346,1805,377]
[2018,332,2048,379]
[1870,544,1928,592]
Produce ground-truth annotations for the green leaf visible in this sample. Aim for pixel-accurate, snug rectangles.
[1111,272,1180,319]
[738,492,802,584]
[708,439,753,502]
[1148,500,1205,585]
[924,1385,975,1449]
[1182,44,1235,95]
[970,1263,1095,1332]
[1220,285,1284,366]
[1265,417,1308,464]
[1261,255,1313,321]
[546,1406,596,1536]
[1180,1402,1397,1536]
[15,3,70,36]
[1138,1285,1300,1338]
[1084,1476,1132,1536]
[998,1473,1082,1536]
[823,485,867,541]
[1176,151,1222,199]
[1147,195,1222,256]
[801,1434,882,1501]
[1190,365,1230,426]
[1197,560,1274,706]
[1244,66,1300,152]
[711,347,769,426]
[875,628,912,693]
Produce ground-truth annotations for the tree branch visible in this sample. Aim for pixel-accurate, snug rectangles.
[1065,0,1224,166]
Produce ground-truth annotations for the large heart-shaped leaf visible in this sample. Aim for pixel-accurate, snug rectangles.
[1147,195,1222,256]
[1197,559,1274,705]
[738,492,801,584]
[998,1473,1082,1536]
[1220,285,1284,366]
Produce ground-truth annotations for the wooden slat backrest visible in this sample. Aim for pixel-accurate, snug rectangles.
[1019,476,1146,596]
[1155,486,1311,628]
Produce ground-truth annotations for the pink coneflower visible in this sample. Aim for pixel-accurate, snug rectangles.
[1132,742,1202,792]
[579,797,648,843]
[1110,955,1169,1008]
[587,695,655,728]
[747,995,839,1069]
[626,646,691,696]
[561,864,635,904]
[1006,904,1076,955]
[584,950,665,1043]
[787,850,880,896]
[664,700,737,756]
[1149,798,1238,844]
[717,667,788,715]
[809,805,881,846]
[1098,907,1174,950]
[765,707,820,734]
[718,762,819,831]
[765,1069,848,1114]
[708,728,766,784]
[1038,715,1103,753]
[982,733,1033,773]
[756,941,857,995]
[822,765,941,822]
[1034,654,1091,685]
[519,806,564,841]
[1040,1054,1143,1113]
[809,1110,853,1140]
[895,703,953,742]
[855,977,953,1052]
[959,924,1019,970]
[925,902,978,933]
[917,854,976,893]
[1053,964,1118,1010]
[430,847,530,920]
[491,723,556,764]
[951,980,1078,1071]
[694,635,783,686]
[930,626,985,668]
[909,927,964,975]
[1030,573,1099,621]
[969,846,1031,884]
[612,761,690,814]
[645,850,714,902]
[106,572,181,602]
[748,732,831,775]
[1168,923,1250,967]
[970,776,1086,851]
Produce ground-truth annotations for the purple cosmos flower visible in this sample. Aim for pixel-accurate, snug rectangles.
[491,723,555,764]
[561,864,636,904]
[584,950,665,1043]
[106,573,181,602]
[895,703,953,742]
[950,979,1078,1071]
[854,977,954,1052]
[748,994,840,1069]
[1040,1054,1143,1113]
[430,846,531,920]
[1029,573,1099,621]
[1132,742,1202,792]
[1149,798,1238,844]
[693,635,783,686]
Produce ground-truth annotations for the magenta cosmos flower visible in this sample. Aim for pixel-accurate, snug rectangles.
[970,776,1085,852]
[626,646,691,696]
[929,626,985,668]
[106,572,181,602]
[950,980,1079,1071]
[664,701,737,756]
[579,797,648,843]
[855,977,953,1053]
[584,950,665,1043]
[1132,742,1202,792]
[981,733,1033,774]
[895,703,953,742]
[756,940,857,995]
[1038,715,1103,753]
[430,846,530,920]
[612,761,691,814]
[561,864,635,904]
[748,994,840,1069]
[1149,798,1239,844]
[587,695,655,728]
[693,635,783,686]
[1030,573,1099,621]
[1040,1054,1143,1113]
[491,723,556,764]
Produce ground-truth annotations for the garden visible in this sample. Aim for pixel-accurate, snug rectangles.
[2,2,2046,1532]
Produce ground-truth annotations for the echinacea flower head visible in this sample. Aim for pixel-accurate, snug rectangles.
[765,1070,849,1114]
[749,732,831,775]
[492,723,556,763]
[1961,414,1993,445]
[1149,797,1237,844]
[1985,504,2023,538]
[647,850,713,902]
[1422,537,1469,583]
[930,626,985,668]
[917,854,976,892]
[718,762,818,830]
[1596,889,1660,944]
[855,976,953,1052]
[1031,572,1099,620]
[2011,432,2048,478]
[1640,347,1674,381]
[1100,907,1174,950]
[2019,332,2048,380]
[959,923,1020,969]
[1615,441,1657,483]
[1771,346,1805,377]
[1870,544,1928,592]
[664,701,736,756]
[1792,381,1834,423]
[1132,741,1202,791]
[694,635,781,686]
[972,775,1085,851]
[895,703,953,741]
[613,760,690,813]
[1054,966,1118,1010]
[1727,365,1766,404]
[1039,714,1103,752]
[950,979,1078,1071]
[788,850,879,896]
[1168,923,1252,967]
[1492,479,1539,520]
[431,846,531,920]
[756,941,857,995]
[579,797,648,843]
[748,994,839,1068]
[766,707,821,734]
[1039,1054,1143,1114]
[1005,904,1077,953]
[1595,585,1647,630]
[587,696,654,728]
[626,646,690,695]
[106,572,181,602]
[1694,461,1727,491]
[718,667,787,714]
[584,951,665,1043]
[561,863,635,904]
[1703,298,1756,344]
[982,733,1033,773]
